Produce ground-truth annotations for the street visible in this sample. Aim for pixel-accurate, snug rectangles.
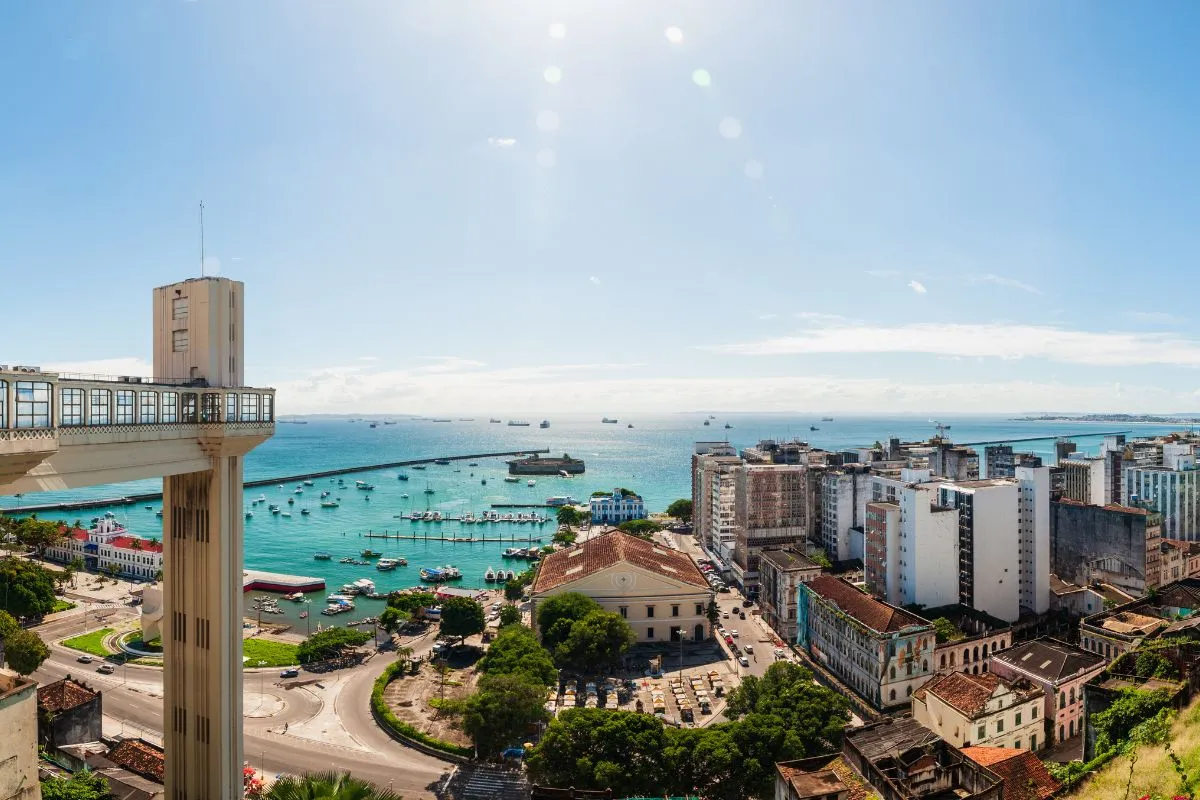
[34,602,452,799]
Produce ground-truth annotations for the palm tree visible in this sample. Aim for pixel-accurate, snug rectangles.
[264,770,403,799]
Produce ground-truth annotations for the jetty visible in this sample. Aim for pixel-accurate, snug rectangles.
[2,448,549,515]
[361,531,544,543]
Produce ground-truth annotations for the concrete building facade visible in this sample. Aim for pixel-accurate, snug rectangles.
[1015,466,1051,614]
[691,446,741,569]
[798,575,935,710]
[864,501,900,604]
[983,445,1043,479]
[819,465,870,562]
[1061,457,1108,506]
[0,671,38,800]
[758,548,822,642]
[912,671,1045,751]
[1126,462,1200,541]
[898,481,960,610]
[1049,500,1160,596]
[989,638,1105,746]
[730,463,807,594]
[938,480,1020,623]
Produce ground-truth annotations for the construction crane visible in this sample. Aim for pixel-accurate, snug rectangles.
[933,421,952,441]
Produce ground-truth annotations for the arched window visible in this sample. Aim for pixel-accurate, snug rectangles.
[1069,688,1075,704]
[922,659,928,672]
[1059,725,1065,742]
[889,689,896,702]
[950,652,956,667]
[890,666,896,680]
[940,654,946,669]
[991,641,998,653]
[982,662,987,673]
[906,685,913,697]
[1069,720,1075,737]
[974,645,980,662]
[1059,692,1065,709]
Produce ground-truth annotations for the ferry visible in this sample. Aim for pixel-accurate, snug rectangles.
[507,420,531,427]
[504,476,520,483]
[822,417,834,422]
[355,481,376,491]
[601,417,618,424]
[321,602,354,616]
[314,552,332,560]
[433,459,451,465]
[397,473,409,481]
[320,500,340,508]
[540,420,550,428]
[326,593,355,604]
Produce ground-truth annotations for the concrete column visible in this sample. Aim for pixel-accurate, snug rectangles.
[162,444,248,800]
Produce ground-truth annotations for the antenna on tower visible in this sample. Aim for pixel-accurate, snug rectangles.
[199,201,206,277]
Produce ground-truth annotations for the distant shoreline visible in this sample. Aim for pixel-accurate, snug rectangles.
[1010,414,1200,425]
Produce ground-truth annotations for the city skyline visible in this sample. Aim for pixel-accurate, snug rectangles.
[6,2,1200,413]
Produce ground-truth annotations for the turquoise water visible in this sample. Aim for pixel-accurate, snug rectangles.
[4,414,1182,626]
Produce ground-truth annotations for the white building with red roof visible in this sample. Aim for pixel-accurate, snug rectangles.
[45,517,163,580]
[530,530,714,644]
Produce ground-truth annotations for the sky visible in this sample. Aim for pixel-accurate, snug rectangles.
[4,1,1200,414]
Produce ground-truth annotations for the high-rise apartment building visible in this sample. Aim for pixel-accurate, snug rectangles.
[692,442,738,560]
[864,501,901,604]
[819,465,871,561]
[931,442,980,481]
[692,447,742,568]
[897,481,960,610]
[1015,466,1051,614]
[1061,457,1108,506]
[984,444,1044,479]
[938,480,1021,622]
[1126,459,1200,541]
[730,463,808,594]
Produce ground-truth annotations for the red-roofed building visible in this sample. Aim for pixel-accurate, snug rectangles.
[912,671,1045,751]
[798,575,935,710]
[961,747,1060,800]
[45,518,163,580]
[531,530,714,644]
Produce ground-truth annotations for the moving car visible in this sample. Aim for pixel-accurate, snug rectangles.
[96,664,115,675]
[738,655,750,667]
[730,629,739,638]
[76,655,93,664]
[744,644,753,654]
[280,668,300,679]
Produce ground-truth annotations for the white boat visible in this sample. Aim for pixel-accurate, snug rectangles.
[353,578,377,594]
[355,481,376,491]
[400,493,409,499]
[301,508,311,515]
[321,500,339,508]
[502,547,523,558]
[281,512,292,518]
[504,476,520,483]
[558,470,571,478]
[303,480,314,486]
[484,566,498,582]
[256,494,267,503]
[377,558,400,571]
[527,480,536,487]
[285,592,305,602]
[326,593,354,603]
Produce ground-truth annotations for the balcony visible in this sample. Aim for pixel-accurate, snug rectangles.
[0,369,274,494]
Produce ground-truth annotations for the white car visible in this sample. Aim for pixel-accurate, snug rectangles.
[744,644,753,654]
[730,629,739,638]
[738,655,750,667]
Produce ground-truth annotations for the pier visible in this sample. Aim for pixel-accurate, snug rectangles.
[956,430,1133,446]
[490,503,554,508]
[361,531,544,543]
[1,448,549,515]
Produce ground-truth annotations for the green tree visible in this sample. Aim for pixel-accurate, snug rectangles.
[705,599,720,632]
[551,528,577,546]
[386,591,437,615]
[535,592,602,650]
[724,661,850,756]
[40,770,115,800]
[526,708,670,797]
[478,624,556,686]
[1092,688,1174,754]
[555,506,583,528]
[439,597,485,645]
[3,627,50,675]
[498,604,522,627]
[665,499,693,522]
[553,610,635,673]
[16,519,64,559]
[462,673,550,757]
[931,617,965,643]
[808,549,832,569]
[378,607,410,635]
[0,557,58,618]
[264,771,402,800]
[296,628,372,664]
[503,567,537,602]
[616,519,662,537]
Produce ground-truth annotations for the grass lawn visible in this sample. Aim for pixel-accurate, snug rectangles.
[62,628,115,657]
[243,638,299,668]
[51,599,76,613]
[1065,695,1200,799]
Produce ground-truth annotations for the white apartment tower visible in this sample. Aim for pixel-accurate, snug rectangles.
[897,481,960,609]
[1015,466,1051,614]
[938,480,1021,622]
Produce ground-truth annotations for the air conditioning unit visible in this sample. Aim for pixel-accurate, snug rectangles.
[119,376,143,384]
[13,365,40,373]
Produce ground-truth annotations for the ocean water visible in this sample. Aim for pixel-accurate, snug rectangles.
[3,414,1181,626]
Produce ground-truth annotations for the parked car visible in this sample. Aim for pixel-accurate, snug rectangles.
[76,655,93,664]
[738,655,750,668]
[280,668,300,679]
[724,635,734,646]
[96,664,115,675]
[742,599,755,608]
[722,612,729,619]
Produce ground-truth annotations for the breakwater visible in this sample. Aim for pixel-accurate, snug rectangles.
[3,448,549,515]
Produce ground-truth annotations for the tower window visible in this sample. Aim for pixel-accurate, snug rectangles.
[172,296,189,320]
[172,329,189,353]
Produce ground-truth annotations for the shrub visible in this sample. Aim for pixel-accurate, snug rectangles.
[370,661,473,758]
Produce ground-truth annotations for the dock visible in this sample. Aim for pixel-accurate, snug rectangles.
[361,532,544,543]
[490,503,554,508]
[957,430,1134,446]
[243,569,325,593]
[2,448,549,515]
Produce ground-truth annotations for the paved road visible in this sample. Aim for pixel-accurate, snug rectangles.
[34,615,454,799]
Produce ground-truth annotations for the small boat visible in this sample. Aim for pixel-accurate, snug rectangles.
[559,470,571,478]
[155,510,163,518]
[810,425,819,431]
[281,512,292,518]
[400,493,409,499]
[527,480,537,487]
[271,507,281,515]
[327,593,354,603]
[412,465,427,470]
[502,547,523,558]
[369,422,377,428]
[398,473,409,481]
[628,424,634,428]
[299,611,308,619]
[339,557,355,564]
[434,459,451,466]
[355,481,376,491]
[286,592,306,602]
[484,566,498,583]
[304,480,314,486]
[724,423,732,429]
[287,497,295,505]
[256,494,267,503]
[361,549,382,558]
[504,476,520,483]
[481,478,487,485]
[703,420,710,426]
[424,484,436,494]
[822,417,834,422]
[294,488,304,494]
[301,508,311,515]
[490,418,501,423]
[468,462,479,467]
[376,558,404,570]
[601,417,618,424]
[540,420,550,429]
[245,511,253,519]
[145,505,153,510]
[314,552,332,560]
[321,500,340,508]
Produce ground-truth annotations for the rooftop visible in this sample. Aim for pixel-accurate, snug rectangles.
[914,671,1039,719]
[775,756,874,800]
[106,738,165,784]
[805,575,931,634]
[990,638,1105,684]
[961,747,1060,800]
[759,548,822,572]
[532,530,708,593]
[63,527,163,553]
[1096,610,1162,636]
[846,717,940,765]
[37,677,99,713]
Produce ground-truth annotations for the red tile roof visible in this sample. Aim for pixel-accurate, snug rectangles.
[106,739,165,784]
[37,678,98,713]
[805,575,930,633]
[916,671,1000,717]
[62,527,162,553]
[962,747,1060,800]
[532,530,708,593]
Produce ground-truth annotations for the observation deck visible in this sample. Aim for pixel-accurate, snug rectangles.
[0,366,275,495]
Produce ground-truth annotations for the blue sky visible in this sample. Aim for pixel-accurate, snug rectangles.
[4,1,1200,413]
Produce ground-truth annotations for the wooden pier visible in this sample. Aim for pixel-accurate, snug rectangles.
[360,530,543,543]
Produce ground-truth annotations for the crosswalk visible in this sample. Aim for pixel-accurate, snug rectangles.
[458,766,529,800]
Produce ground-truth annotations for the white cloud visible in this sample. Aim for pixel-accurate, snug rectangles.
[705,321,1200,367]
[1124,311,1185,325]
[908,280,927,294]
[589,276,601,286]
[487,137,517,147]
[973,274,1041,294]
